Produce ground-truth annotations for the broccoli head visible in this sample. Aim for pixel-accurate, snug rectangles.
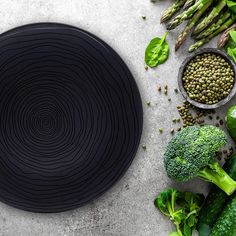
[164,125,236,196]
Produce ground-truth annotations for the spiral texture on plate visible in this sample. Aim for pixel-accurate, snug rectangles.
[0,23,143,212]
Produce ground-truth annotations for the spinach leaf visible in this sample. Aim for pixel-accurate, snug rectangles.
[226,0,236,14]
[227,47,236,61]
[230,30,236,42]
[225,30,236,62]
[183,224,192,236]
[169,232,179,236]
[145,32,169,68]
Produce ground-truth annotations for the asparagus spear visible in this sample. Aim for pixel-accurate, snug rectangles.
[160,0,187,23]
[167,0,210,30]
[183,0,195,9]
[189,16,236,52]
[218,23,236,48]
[195,10,231,40]
[175,0,213,51]
[193,0,226,35]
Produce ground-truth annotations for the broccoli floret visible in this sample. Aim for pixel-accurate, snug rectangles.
[164,125,236,196]
[154,188,204,236]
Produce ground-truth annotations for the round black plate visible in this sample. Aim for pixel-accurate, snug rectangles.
[0,23,143,212]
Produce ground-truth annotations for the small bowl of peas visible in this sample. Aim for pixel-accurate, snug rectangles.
[178,48,236,109]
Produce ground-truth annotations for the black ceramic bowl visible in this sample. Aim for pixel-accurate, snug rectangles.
[178,48,236,109]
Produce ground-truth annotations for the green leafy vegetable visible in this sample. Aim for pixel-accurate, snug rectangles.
[226,0,236,14]
[170,232,180,236]
[229,30,236,41]
[145,32,169,68]
[225,30,236,62]
[154,188,204,236]
[227,47,236,61]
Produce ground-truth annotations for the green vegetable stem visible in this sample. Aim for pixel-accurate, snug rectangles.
[167,0,209,30]
[164,125,236,196]
[195,10,231,40]
[189,15,236,52]
[193,0,226,36]
[160,0,187,23]
[154,188,204,236]
[145,32,169,68]
[175,0,213,51]
[183,0,195,10]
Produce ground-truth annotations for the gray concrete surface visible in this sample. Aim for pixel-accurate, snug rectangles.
[0,0,234,235]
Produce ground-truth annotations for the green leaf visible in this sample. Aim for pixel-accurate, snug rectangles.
[186,214,197,228]
[227,47,236,62]
[173,210,187,224]
[226,0,236,14]
[183,192,193,205]
[154,196,169,216]
[154,188,177,216]
[198,223,211,236]
[183,224,192,236]
[226,38,236,49]
[225,30,236,62]
[181,191,204,212]
[169,232,180,236]
[229,30,236,43]
[145,32,169,68]
[154,188,204,236]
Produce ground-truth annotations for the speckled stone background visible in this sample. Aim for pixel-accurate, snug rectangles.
[0,0,234,235]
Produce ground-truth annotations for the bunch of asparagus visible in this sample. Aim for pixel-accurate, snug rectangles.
[160,0,236,52]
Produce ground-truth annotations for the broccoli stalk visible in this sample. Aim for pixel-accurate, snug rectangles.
[154,188,204,236]
[198,162,236,196]
[164,125,236,196]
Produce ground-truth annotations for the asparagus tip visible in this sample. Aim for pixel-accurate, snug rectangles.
[191,30,198,37]
[183,3,191,10]
[194,34,203,40]
[217,23,236,48]
[160,13,171,24]
[166,22,175,30]
[183,0,195,10]
[188,44,196,53]
[217,37,228,48]
[175,42,181,51]
[160,17,165,24]
[175,36,183,51]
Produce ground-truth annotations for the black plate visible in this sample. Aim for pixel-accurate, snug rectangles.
[0,23,143,212]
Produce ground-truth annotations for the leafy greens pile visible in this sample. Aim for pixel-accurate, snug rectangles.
[154,188,204,236]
